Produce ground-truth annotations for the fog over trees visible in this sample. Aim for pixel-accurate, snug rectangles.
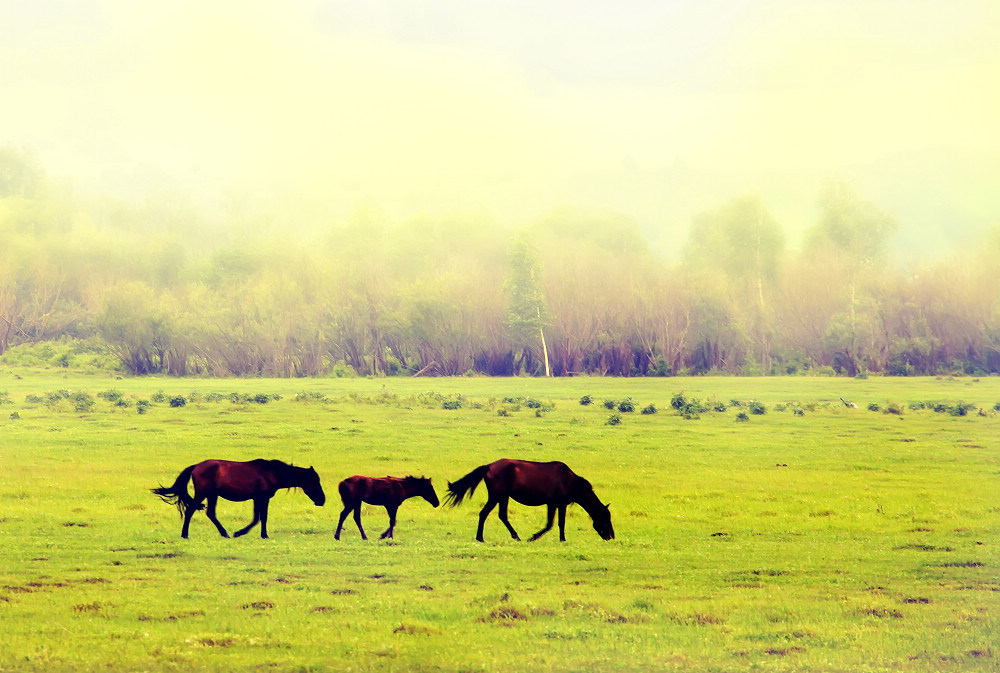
[2,148,999,377]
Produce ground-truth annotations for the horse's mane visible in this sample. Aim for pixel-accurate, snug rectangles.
[250,458,292,470]
[572,474,594,494]
[250,459,309,480]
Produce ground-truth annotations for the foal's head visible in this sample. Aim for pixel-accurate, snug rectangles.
[407,476,440,508]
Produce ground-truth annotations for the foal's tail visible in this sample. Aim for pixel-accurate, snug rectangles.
[151,464,204,517]
[444,464,489,507]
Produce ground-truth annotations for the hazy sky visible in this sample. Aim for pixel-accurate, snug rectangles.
[3,0,998,257]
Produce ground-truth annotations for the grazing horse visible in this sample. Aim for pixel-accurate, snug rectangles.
[445,459,614,542]
[151,459,325,539]
[335,475,439,540]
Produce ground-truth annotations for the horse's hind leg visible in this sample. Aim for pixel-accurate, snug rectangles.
[380,506,398,540]
[205,495,229,538]
[529,504,556,541]
[233,500,262,538]
[476,497,498,542]
[181,495,206,539]
[497,497,520,541]
[353,506,368,540]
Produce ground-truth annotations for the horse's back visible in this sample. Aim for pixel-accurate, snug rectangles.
[487,459,576,505]
[191,459,277,500]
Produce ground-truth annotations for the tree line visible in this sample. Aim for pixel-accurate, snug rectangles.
[2,147,999,377]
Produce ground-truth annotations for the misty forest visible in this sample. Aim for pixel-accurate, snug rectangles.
[2,146,999,379]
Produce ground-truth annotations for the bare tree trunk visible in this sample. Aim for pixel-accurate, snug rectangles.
[537,307,551,376]
[539,326,551,377]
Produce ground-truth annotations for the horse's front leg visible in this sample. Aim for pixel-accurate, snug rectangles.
[497,497,520,541]
[205,495,229,538]
[233,499,261,538]
[257,498,270,539]
[557,505,567,542]
[380,505,398,539]
[529,504,556,541]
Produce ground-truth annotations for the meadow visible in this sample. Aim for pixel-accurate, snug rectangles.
[0,370,997,672]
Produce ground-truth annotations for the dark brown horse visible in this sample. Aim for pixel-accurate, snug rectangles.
[334,475,439,540]
[445,459,614,542]
[152,459,325,539]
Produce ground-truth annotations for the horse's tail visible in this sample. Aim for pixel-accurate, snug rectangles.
[150,464,204,518]
[445,464,489,507]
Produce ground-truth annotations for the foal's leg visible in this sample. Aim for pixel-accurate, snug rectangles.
[529,504,556,541]
[335,502,352,540]
[353,505,368,540]
[380,505,398,539]
[233,499,262,538]
[205,495,229,538]
[497,497,520,541]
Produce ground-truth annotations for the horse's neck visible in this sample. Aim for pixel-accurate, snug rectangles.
[571,482,601,513]
[272,464,300,488]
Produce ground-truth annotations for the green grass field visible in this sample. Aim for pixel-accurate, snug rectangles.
[1,370,998,672]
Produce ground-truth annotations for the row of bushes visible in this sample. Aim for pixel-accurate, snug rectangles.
[5,388,284,415]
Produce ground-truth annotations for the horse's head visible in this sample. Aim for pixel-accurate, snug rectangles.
[412,476,440,508]
[591,502,615,540]
[302,466,326,506]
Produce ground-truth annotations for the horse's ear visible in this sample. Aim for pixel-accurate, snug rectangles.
[605,502,611,509]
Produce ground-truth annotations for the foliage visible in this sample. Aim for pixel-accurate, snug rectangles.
[3,152,1000,378]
